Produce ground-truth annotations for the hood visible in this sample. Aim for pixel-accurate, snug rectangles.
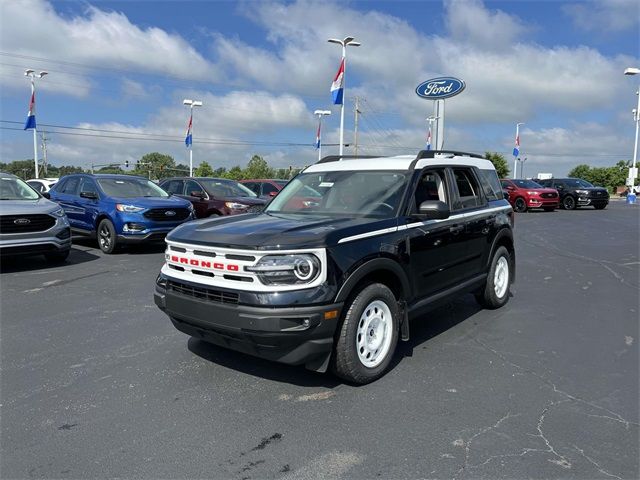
[0,197,62,216]
[167,212,396,249]
[108,195,192,209]
[529,187,558,194]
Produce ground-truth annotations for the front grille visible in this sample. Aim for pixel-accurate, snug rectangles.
[0,214,56,234]
[167,280,239,305]
[590,191,608,198]
[540,192,557,199]
[143,208,190,221]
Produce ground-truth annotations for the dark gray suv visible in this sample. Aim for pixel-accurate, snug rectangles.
[0,173,71,262]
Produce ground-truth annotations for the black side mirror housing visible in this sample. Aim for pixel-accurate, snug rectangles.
[80,191,98,200]
[42,192,51,199]
[418,200,450,220]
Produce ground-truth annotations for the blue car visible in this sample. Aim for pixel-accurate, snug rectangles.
[48,174,194,253]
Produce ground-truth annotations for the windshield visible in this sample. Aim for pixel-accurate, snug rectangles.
[0,176,40,200]
[565,178,594,188]
[97,178,169,198]
[199,179,257,198]
[266,170,408,217]
[274,180,288,187]
[513,179,543,188]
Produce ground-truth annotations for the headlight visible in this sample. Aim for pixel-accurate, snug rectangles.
[225,202,249,210]
[526,191,540,196]
[50,207,66,217]
[116,204,145,213]
[575,189,589,195]
[246,254,320,285]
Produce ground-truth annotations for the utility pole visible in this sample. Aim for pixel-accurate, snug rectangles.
[354,96,361,156]
[40,131,49,176]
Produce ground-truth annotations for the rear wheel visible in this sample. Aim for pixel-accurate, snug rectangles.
[514,197,527,213]
[562,196,576,210]
[97,219,118,254]
[331,283,399,384]
[475,246,511,309]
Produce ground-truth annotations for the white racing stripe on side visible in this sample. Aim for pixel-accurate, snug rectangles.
[337,206,511,244]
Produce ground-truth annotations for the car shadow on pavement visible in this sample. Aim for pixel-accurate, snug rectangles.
[72,236,167,256]
[187,337,342,388]
[187,294,485,388]
[0,247,100,274]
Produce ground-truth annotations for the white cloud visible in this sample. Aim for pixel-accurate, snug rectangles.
[563,0,640,33]
[0,0,218,96]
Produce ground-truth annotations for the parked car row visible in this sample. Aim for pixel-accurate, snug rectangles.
[500,177,609,212]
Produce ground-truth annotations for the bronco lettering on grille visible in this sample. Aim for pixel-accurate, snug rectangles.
[170,255,239,271]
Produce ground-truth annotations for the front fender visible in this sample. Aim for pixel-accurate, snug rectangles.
[335,257,412,303]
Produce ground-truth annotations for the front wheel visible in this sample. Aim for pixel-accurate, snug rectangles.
[97,219,118,254]
[562,196,576,210]
[475,246,512,309]
[514,197,527,213]
[331,283,400,384]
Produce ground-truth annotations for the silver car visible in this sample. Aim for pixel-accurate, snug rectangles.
[0,173,71,262]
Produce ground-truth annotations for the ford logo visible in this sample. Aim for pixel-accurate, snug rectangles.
[164,210,176,216]
[14,218,31,225]
[416,77,466,100]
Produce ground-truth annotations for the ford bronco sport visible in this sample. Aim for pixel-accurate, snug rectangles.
[154,151,515,384]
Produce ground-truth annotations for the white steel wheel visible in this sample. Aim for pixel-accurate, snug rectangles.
[356,300,393,368]
[493,256,509,299]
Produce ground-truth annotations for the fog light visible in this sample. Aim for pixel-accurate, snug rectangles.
[123,223,146,232]
[55,228,71,239]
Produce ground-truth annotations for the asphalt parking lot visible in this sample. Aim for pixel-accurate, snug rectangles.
[1,202,638,479]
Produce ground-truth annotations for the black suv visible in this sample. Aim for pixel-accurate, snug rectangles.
[536,177,609,210]
[154,151,515,383]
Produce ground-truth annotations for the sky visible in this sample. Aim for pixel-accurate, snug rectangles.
[0,0,638,177]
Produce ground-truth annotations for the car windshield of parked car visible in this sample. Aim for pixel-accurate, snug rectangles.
[265,170,408,217]
[565,178,594,188]
[199,179,257,198]
[513,180,543,188]
[97,178,169,198]
[0,176,40,200]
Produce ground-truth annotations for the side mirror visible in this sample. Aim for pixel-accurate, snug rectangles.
[268,191,278,197]
[418,200,450,220]
[42,192,51,199]
[80,191,98,200]
[190,191,206,199]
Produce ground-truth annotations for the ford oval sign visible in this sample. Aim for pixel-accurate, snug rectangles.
[416,77,465,100]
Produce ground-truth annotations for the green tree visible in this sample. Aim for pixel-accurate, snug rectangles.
[225,166,244,180]
[568,160,631,193]
[244,155,274,179]
[484,152,510,178]
[135,152,175,180]
[213,167,228,178]
[567,164,592,180]
[194,161,214,177]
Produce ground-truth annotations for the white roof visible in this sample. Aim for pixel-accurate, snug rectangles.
[304,154,495,173]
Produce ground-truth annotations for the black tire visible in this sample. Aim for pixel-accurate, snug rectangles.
[475,246,511,309]
[97,219,118,254]
[514,197,527,213]
[331,283,400,384]
[594,204,607,210]
[562,196,576,210]
[44,249,70,263]
[207,212,221,217]
[543,207,555,212]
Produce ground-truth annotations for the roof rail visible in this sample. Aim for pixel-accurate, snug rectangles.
[316,154,380,164]
[416,150,485,160]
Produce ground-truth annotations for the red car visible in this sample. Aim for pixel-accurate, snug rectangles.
[240,179,288,199]
[500,179,559,212]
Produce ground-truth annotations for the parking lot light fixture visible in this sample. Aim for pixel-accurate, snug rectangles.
[328,36,360,156]
[624,67,639,204]
[183,99,203,177]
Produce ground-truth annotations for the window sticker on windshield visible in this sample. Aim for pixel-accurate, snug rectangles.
[319,182,334,188]
[115,181,125,184]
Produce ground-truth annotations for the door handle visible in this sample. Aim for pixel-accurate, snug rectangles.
[449,224,464,235]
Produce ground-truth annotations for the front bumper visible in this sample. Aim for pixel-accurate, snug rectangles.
[117,229,173,244]
[578,196,609,206]
[527,197,558,208]
[154,278,342,371]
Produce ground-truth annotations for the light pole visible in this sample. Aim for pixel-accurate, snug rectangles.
[314,110,331,161]
[512,122,524,178]
[328,36,360,156]
[24,69,48,179]
[183,98,203,177]
[624,67,640,204]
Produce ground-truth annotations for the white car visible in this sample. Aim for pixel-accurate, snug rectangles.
[26,178,58,194]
